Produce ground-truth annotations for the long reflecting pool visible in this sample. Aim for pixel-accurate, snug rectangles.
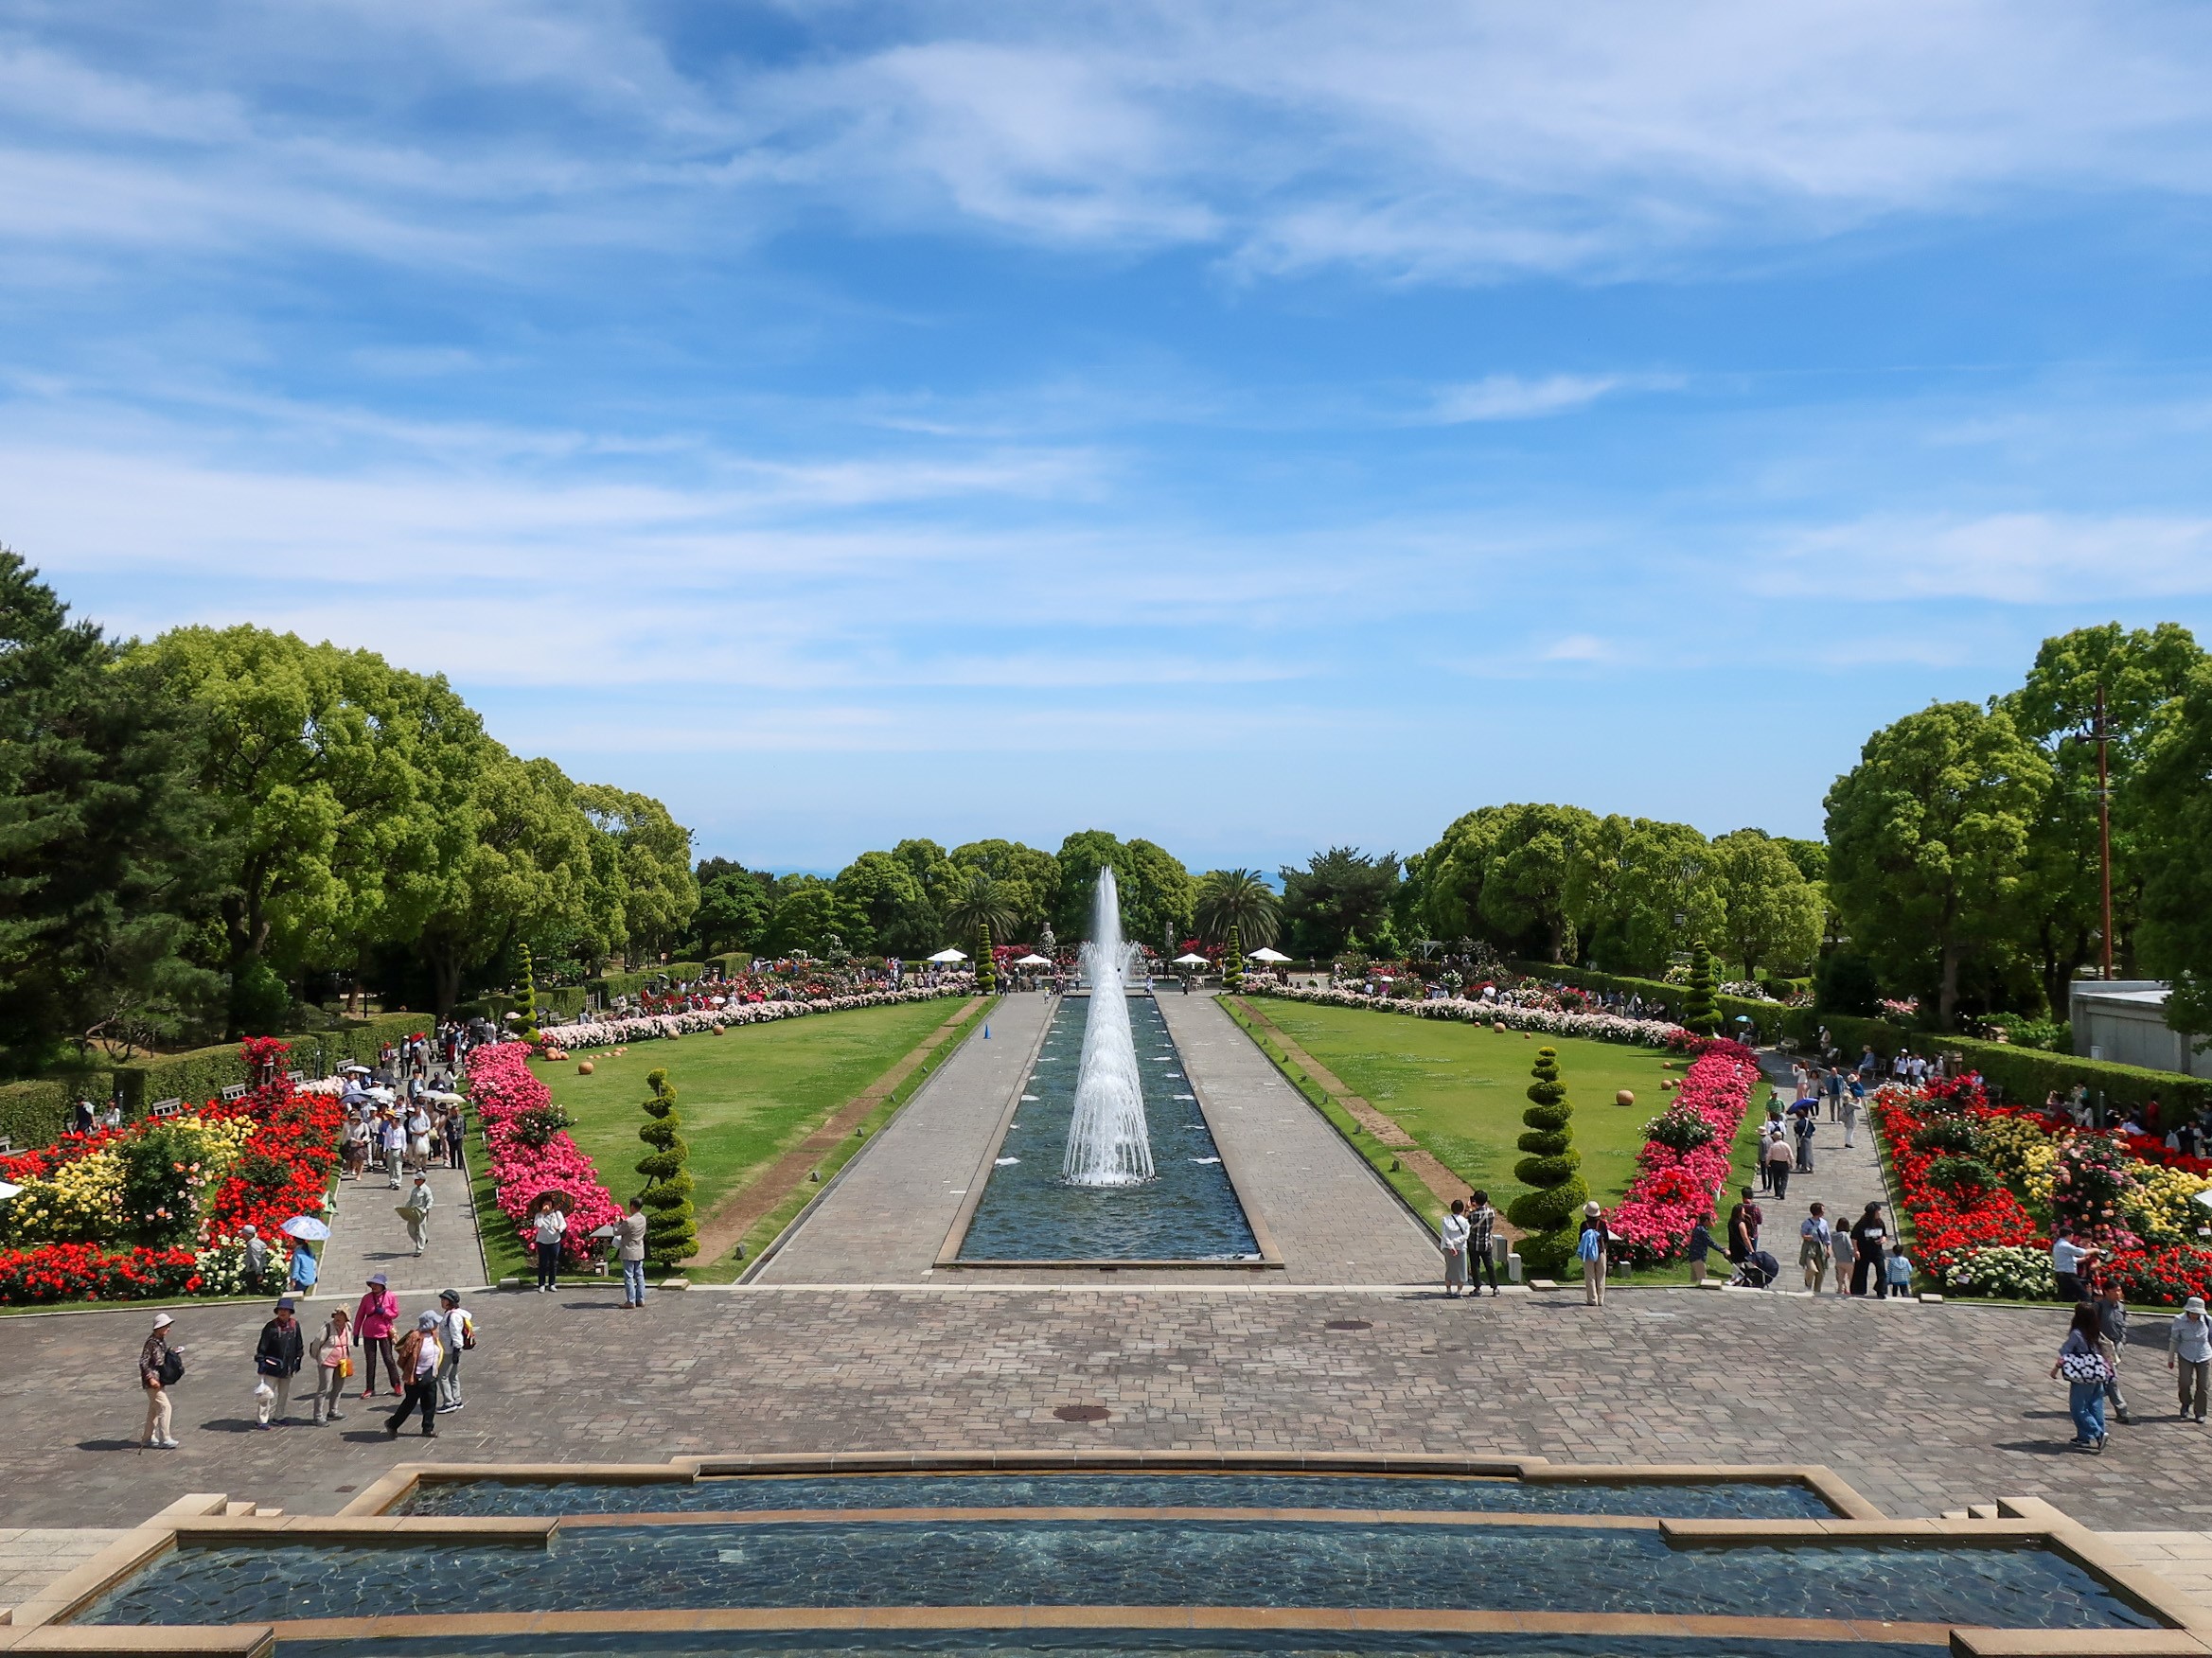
[83,1519,2155,1631]
[958,995,1258,1261]
[398,1472,1839,1520]
[273,1634,1948,1658]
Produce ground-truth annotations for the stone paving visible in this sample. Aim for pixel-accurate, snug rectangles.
[315,1145,484,1296]
[5,1279,2209,1535]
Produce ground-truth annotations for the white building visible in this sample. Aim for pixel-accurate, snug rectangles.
[2068,979,2212,1080]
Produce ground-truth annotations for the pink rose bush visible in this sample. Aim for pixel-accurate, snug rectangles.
[1605,1039,1760,1265]
[537,983,971,1051]
[1248,981,1682,1049]
[465,1042,622,1263]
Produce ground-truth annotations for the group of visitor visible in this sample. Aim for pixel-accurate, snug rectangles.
[135,1279,479,1449]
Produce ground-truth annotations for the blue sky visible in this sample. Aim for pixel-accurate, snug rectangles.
[7,2,2212,873]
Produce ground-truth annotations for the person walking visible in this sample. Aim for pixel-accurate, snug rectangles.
[1793,1110,1816,1174]
[1440,1199,1471,1297]
[443,1104,467,1172]
[1849,1204,1888,1297]
[2169,1296,2212,1421]
[1467,1191,1501,1296]
[1832,1222,1855,1296]
[1840,1080,1863,1148]
[286,1238,320,1298]
[531,1198,568,1292]
[397,1173,434,1257]
[1799,1204,1832,1294]
[1726,1188,1760,1273]
[308,1306,351,1425]
[1763,1128,1794,1202]
[240,1225,270,1294]
[616,1198,651,1309]
[356,1273,400,1398]
[1883,1244,1913,1300]
[384,1312,443,1438]
[380,1111,407,1189]
[434,1290,473,1412]
[2097,1284,2133,1425]
[1577,1201,1607,1306]
[253,1297,305,1427]
[138,1313,182,1450]
[2052,1301,2111,1453]
[1687,1217,1713,1287]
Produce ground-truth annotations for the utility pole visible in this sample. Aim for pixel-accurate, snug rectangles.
[2072,685,2116,981]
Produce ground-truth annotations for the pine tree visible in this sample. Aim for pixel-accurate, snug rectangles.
[635,1066,697,1265]
[514,943,540,1039]
[975,921,997,992]
[1506,1045,1589,1271]
[1683,941,1720,1035]
[1224,923,1245,990]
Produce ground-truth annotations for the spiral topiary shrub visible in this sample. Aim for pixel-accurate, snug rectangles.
[975,922,997,993]
[1507,1045,1588,1271]
[634,1066,697,1266]
[1682,943,1719,1037]
[1224,924,1244,991]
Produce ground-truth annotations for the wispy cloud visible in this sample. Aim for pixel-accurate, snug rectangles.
[1422,374,1664,424]
[1759,513,2212,603]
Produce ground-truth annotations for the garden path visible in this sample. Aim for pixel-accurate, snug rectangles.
[1743,1049,1895,1288]
[314,1151,484,1299]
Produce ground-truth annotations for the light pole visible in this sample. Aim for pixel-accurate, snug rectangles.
[2065,685,2116,981]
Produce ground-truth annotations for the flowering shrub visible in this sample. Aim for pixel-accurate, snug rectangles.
[464,1042,621,1263]
[0,1044,339,1306]
[2050,1134,2143,1253]
[1947,1244,2057,1301]
[538,983,972,1050]
[1606,1040,1759,1265]
[1875,1090,2042,1284]
[1246,982,1685,1049]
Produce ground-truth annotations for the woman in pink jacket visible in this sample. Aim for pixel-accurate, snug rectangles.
[355,1273,400,1398]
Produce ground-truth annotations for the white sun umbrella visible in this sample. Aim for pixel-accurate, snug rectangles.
[1012,953,1053,966]
[927,947,968,963]
[1172,952,1212,966]
[1247,947,1291,963]
[0,1181,20,1203]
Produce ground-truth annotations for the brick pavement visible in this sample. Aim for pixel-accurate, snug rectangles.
[316,1148,483,1296]
[6,1282,2209,1535]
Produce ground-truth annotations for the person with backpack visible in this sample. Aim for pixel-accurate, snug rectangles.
[1466,1190,1501,1296]
[434,1290,474,1412]
[1440,1199,1471,1297]
[1577,1200,1608,1306]
[309,1306,352,1425]
[2051,1301,2112,1452]
[139,1312,183,1449]
[253,1297,306,1427]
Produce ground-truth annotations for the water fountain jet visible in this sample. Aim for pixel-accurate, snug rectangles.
[1062,868,1155,1186]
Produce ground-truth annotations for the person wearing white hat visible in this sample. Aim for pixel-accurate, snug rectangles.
[139,1313,181,1449]
[1576,1200,1608,1307]
[2169,1296,2212,1421]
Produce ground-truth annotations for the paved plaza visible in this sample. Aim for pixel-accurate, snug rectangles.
[0,1279,2202,1538]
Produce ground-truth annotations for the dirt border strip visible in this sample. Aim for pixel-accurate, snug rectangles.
[687,998,989,1268]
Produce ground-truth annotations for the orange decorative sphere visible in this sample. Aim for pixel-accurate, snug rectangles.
[577,1061,593,1075]
[1616,1089,1635,1106]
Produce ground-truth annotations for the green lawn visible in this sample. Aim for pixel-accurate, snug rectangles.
[1248,1002,1771,1243]
[525,997,962,1226]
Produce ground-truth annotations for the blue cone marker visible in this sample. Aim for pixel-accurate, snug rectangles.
[983,1023,991,1039]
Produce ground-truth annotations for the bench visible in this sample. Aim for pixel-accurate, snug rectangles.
[150,1098,184,1119]
[221,1084,249,1102]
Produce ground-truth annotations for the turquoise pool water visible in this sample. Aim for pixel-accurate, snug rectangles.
[83,1519,2154,1631]
[397,1472,1838,1520]
[958,996,1258,1261]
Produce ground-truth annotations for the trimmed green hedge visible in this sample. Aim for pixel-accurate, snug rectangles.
[1778,1007,2212,1118]
[0,1078,80,1151]
[109,1012,433,1116]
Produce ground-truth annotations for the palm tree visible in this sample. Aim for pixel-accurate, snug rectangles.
[1194,868,1281,948]
[942,871,1016,945]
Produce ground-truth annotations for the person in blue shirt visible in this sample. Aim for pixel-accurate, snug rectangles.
[1882,1244,1913,1299]
[1686,1219,1713,1288]
[1577,1201,1608,1307]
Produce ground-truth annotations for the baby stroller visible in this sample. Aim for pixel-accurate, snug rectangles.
[1729,1249,1782,1290]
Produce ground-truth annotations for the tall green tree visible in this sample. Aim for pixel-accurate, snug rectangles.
[1824,700,2049,1030]
[1123,838,1196,952]
[1194,869,1281,948]
[0,552,221,1067]
[635,1066,697,1265]
[942,869,1017,945]
[761,879,842,958]
[833,850,939,955]
[1709,829,1823,979]
[1568,816,1720,977]
[2133,659,2212,1043]
[2000,622,2203,1008]
[948,838,1059,938]
[1053,830,1129,940]
[575,785,699,965]
[1280,847,1402,957]
[1478,804,1598,963]
[693,864,770,958]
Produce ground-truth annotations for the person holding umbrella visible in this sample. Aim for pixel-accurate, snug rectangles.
[397,1172,434,1256]
[531,1193,570,1292]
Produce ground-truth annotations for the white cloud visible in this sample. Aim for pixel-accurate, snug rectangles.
[1424,375,1642,424]
[1760,512,2212,603]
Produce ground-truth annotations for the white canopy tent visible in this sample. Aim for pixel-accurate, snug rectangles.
[1011,953,1053,966]
[926,948,968,963]
[1247,947,1291,962]
[1172,953,1212,966]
